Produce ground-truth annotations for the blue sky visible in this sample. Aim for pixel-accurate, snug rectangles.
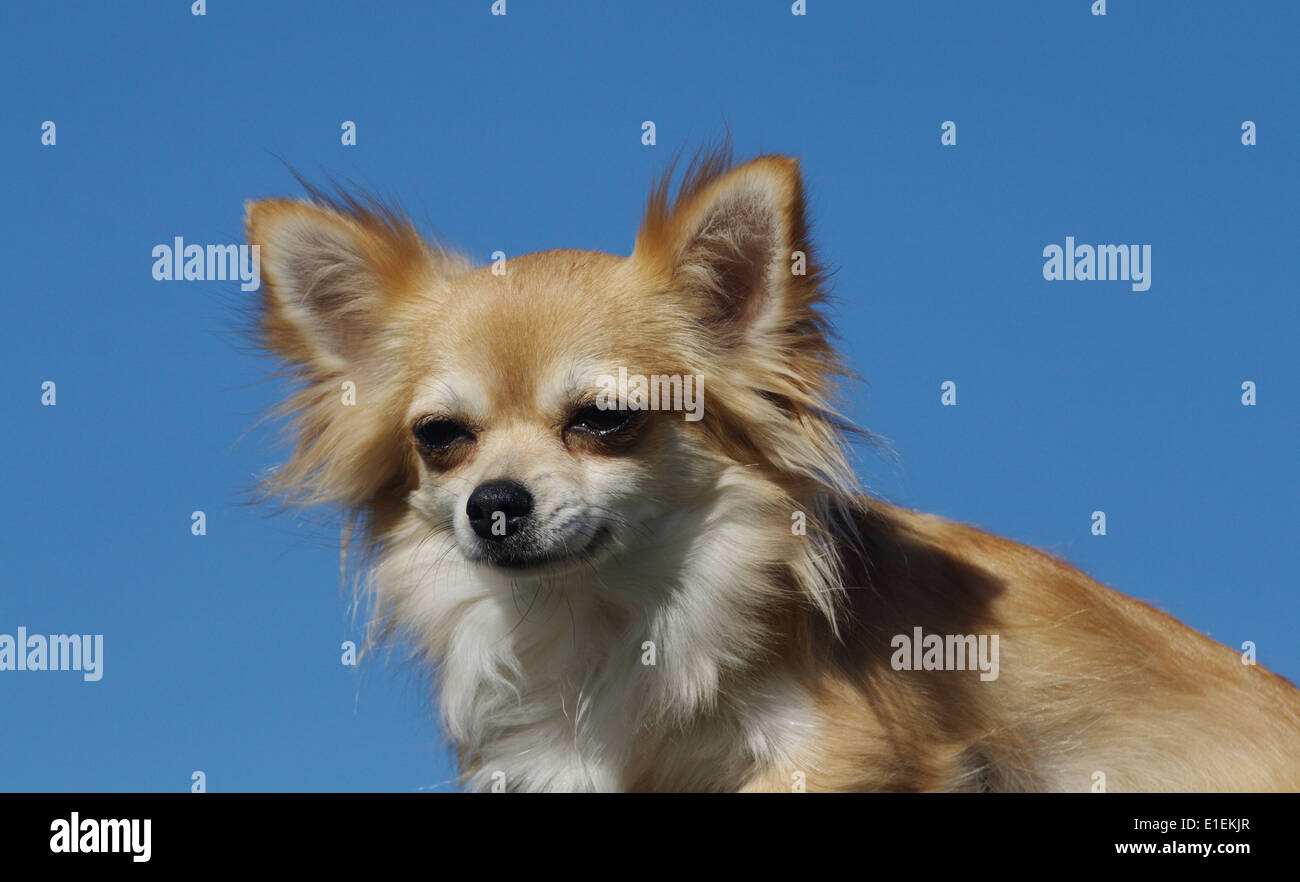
[1,1,1294,792]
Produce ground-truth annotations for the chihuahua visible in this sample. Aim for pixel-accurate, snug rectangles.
[245,148,1300,791]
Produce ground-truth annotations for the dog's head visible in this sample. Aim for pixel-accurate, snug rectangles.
[246,150,856,585]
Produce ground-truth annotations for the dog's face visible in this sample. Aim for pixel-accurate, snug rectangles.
[246,153,849,583]
[399,252,709,575]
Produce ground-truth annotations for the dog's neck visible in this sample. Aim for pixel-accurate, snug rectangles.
[372,474,846,791]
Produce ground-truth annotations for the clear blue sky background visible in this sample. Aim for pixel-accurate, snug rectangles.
[2,1,1295,792]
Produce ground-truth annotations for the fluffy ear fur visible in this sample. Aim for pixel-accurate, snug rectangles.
[632,148,870,629]
[633,149,862,499]
[246,197,457,372]
[244,195,468,513]
[633,150,819,343]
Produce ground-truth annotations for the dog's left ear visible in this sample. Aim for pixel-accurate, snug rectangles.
[633,152,858,503]
[632,153,823,347]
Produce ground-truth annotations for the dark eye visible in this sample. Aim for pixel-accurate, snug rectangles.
[568,404,634,435]
[413,417,473,450]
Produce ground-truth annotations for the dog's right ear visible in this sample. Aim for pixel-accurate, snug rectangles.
[244,196,467,510]
[244,198,449,375]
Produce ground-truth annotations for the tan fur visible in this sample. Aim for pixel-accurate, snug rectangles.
[246,147,1300,792]
[741,503,1300,791]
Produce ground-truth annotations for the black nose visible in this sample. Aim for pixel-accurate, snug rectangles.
[466,480,534,540]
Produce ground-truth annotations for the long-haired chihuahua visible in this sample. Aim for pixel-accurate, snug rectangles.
[244,147,1300,792]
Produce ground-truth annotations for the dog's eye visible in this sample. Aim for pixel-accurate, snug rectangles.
[568,405,635,436]
[413,417,473,450]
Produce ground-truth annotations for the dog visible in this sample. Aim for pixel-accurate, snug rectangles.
[244,147,1300,791]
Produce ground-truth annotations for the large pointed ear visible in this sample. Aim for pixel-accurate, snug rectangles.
[243,195,467,511]
[632,151,862,501]
[244,196,452,375]
[631,152,823,347]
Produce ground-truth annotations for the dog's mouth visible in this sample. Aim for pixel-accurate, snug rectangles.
[474,525,614,573]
